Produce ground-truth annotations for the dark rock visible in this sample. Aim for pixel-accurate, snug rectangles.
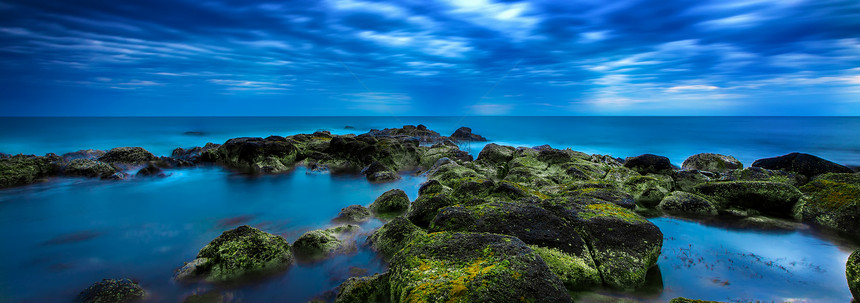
[332,205,371,223]
[174,225,292,282]
[203,137,299,173]
[669,298,725,303]
[368,217,426,260]
[752,152,852,178]
[695,181,802,217]
[98,147,158,164]
[681,153,742,172]
[361,161,400,182]
[388,232,571,302]
[62,149,105,161]
[719,167,807,186]
[797,173,860,235]
[367,125,441,142]
[658,191,718,217]
[848,249,860,301]
[673,170,712,192]
[624,154,673,175]
[77,278,145,303]
[417,179,450,196]
[475,143,515,165]
[292,225,359,261]
[335,273,390,303]
[0,154,60,188]
[63,159,117,179]
[183,131,206,136]
[449,126,487,142]
[407,193,455,228]
[136,163,167,177]
[171,143,220,166]
[369,189,410,215]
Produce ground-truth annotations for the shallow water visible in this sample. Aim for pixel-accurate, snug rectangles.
[1,117,859,302]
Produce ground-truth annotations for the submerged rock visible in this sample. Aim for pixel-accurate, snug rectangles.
[388,232,570,302]
[136,163,166,177]
[449,126,487,142]
[63,159,117,178]
[658,191,718,217]
[848,249,860,301]
[406,193,455,228]
[682,153,742,172]
[529,245,602,291]
[695,181,802,217]
[98,147,157,164]
[174,225,292,282]
[369,189,410,215]
[624,154,673,175]
[797,173,860,235]
[77,278,145,303]
[292,225,359,261]
[335,273,390,303]
[752,152,852,178]
[361,161,400,182]
[332,205,371,223]
[201,137,300,174]
[368,217,426,260]
[673,170,713,192]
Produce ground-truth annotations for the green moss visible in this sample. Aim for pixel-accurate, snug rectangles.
[77,278,145,303]
[370,189,410,215]
[848,249,860,301]
[669,298,726,303]
[528,245,601,290]
[800,179,860,211]
[335,273,391,303]
[177,225,292,282]
[369,217,427,260]
[293,225,358,261]
[579,203,647,224]
[497,180,549,200]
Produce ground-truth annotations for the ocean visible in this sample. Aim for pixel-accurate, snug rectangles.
[0,116,857,302]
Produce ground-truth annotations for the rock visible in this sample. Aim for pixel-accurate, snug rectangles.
[406,193,455,228]
[475,143,515,165]
[658,191,718,217]
[417,179,451,196]
[76,278,145,303]
[332,205,371,223]
[369,189,410,215]
[682,153,742,172]
[556,201,663,290]
[624,154,673,175]
[695,181,802,217]
[368,217,426,260]
[673,170,713,192]
[797,173,860,235]
[736,216,803,231]
[560,185,636,209]
[848,249,860,301]
[335,273,390,303]
[292,225,359,261]
[0,154,60,188]
[183,291,230,303]
[719,167,806,186]
[529,245,602,291]
[63,159,117,179]
[420,145,472,168]
[174,225,292,282]
[202,137,299,174]
[361,161,400,182]
[367,125,441,142]
[450,126,488,142]
[752,152,852,179]
[98,147,157,164]
[170,143,220,166]
[136,163,166,177]
[622,174,674,208]
[62,149,105,160]
[388,232,570,302]
[669,298,725,303]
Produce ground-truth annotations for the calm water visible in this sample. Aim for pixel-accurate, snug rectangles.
[0,117,858,302]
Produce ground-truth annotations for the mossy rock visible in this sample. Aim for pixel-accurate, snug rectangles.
[559,186,636,209]
[681,153,742,173]
[333,205,371,223]
[292,225,359,261]
[77,278,145,303]
[0,154,60,188]
[420,145,472,169]
[673,170,713,192]
[368,217,426,260]
[848,249,860,301]
[208,137,300,174]
[427,162,485,186]
[369,189,410,215]
[174,225,292,282]
[182,291,226,303]
[622,174,673,208]
[417,179,451,196]
[63,159,118,178]
[752,152,852,178]
[529,245,601,291]
[388,232,570,302]
[623,154,673,175]
[695,181,802,217]
[719,167,806,186]
[98,147,157,164]
[658,191,718,217]
[569,202,662,289]
[475,143,515,165]
[335,273,390,303]
[669,298,725,303]
[407,193,456,228]
[797,173,860,234]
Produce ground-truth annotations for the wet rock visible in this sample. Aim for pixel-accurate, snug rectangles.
[63,159,117,178]
[622,174,674,208]
[332,205,371,223]
[475,143,515,165]
[407,193,455,228]
[361,161,400,182]
[658,191,718,217]
[367,124,440,142]
[368,217,426,260]
[673,170,713,192]
[369,189,410,215]
[77,278,145,303]
[420,145,472,168]
[388,232,570,302]
[624,154,673,175]
[98,147,157,164]
[695,181,802,217]
[669,298,725,303]
[848,249,860,301]
[62,149,105,160]
[752,152,852,179]
[682,153,742,172]
[335,273,390,303]
[736,216,802,231]
[417,179,451,196]
[0,154,60,188]
[797,173,860,235]
[719,167,806,186]
[202,137,299,174]
[174,225,292,282]
[170,143,220,166]
[555,182,636,209]
[449,126,487,142]
[136,163,167,177]
[292,225,359,261]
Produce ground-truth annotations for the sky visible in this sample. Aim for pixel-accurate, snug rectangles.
[0,0,859,116]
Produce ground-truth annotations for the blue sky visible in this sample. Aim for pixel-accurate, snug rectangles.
[1,0,859,116]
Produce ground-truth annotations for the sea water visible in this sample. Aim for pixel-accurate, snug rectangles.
[0,117,858,302]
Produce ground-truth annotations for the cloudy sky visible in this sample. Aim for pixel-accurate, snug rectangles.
[1,0,859,116]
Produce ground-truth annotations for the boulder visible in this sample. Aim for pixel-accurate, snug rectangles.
[406,193,455,228]
[0,154,60,188]
[369,189,410,215]
[388,232,570,302]
[669,298,725,303]
[658,191,718,217]
[622,174,674,208]
[449,126,488,142]
[848,249,860,301]
[420,145,472,168]
[332,205,371,223]
[797,173,860,235]
[673,170,713,192]
[63,159,117,179]
[77,278,145,303]
[719,167,806,186]
[62,149,105,160]
[681,153,742,172]
[98,147,157,164]
[695,181,802,217]
[417,179,451,196]
[174,225,292,282]
[368,217,426,260]
[361,161,400,182]
[170,143,220,166]
[335,273,390,303]
[203,137,299,174]
[752,152,852,178]
[529,245,602,291]
[136,163,166,177]
[624,154,673,175]
[292,225,359,261]
[475,143,515,165]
